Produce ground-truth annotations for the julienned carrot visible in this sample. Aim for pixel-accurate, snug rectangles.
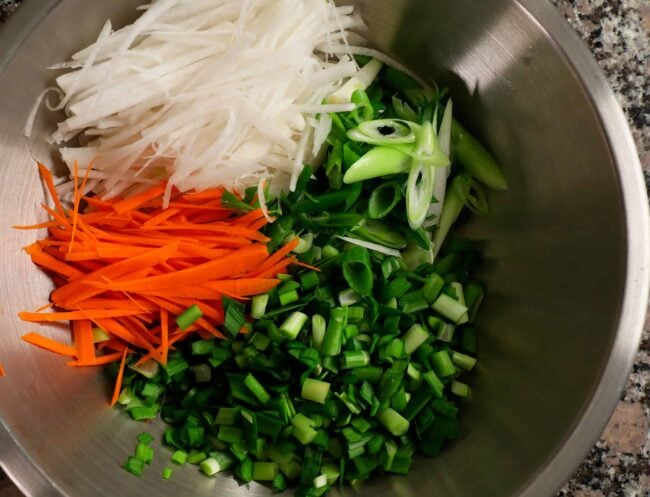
[110,348,129,407]
[250,237,299,277]
[93,243,269,292]
[19,164,296,387]
[21,332,77,357]
[112,184,168,215]
[0,363,4,376]
[66,352,124,366]
[73,319,96,364]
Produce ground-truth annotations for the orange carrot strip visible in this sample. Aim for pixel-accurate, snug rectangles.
[94,243,268,292]
[112,184,167,215]
[250,238,299,277]
[52,242,178,306]
[37,162,66,219]
[73,320,96,364]
[94,318,149,350]
[254,256,296,279]
[66,352,124,367]
[143,208,181,227]
[137,330,195,365]
[25,244,84,279]
[294,260,321,272]
[231,208,266,226]
[0,363,4,377]
[204,278,280,297]
[142,223,270,242]
[110,348,129,407]
[21,332,77,357]
[13,220,59,230]
[19,309,148,322]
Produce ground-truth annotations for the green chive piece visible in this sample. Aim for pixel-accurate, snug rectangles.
[322,307,348,357]
[403,324,430,355]
[451,119,507,190]
[377,408,410,436]
[368,181,402,219]
[137,432,154,445]
[171,450,188,465]
[342,246,374,296]
[251,294,269,319]
[451,380,471,398]
[135,443,154,465]
[279,311,309,340]
[244,373,272,405]
[292,413,318,444]
[252,462,280,481]
[302,378,331,404]
[162,467,173,480]
[124,457,145,477]
[342,350,370,369]
[452,351,477,371]
[175,304,203,330]
[431,293,468,323]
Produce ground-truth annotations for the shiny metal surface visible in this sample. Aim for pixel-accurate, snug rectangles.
[0,1,648,497]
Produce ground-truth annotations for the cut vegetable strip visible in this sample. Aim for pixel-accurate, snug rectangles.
[110,347,129,407]
[21,332,77,357]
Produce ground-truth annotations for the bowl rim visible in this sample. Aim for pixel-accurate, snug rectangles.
[0,1,648,496]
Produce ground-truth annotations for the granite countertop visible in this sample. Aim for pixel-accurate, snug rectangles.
[0,0,648,496]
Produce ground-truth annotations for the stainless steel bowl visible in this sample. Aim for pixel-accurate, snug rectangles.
[0,1,648,496]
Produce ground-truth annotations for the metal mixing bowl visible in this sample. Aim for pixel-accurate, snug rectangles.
[0,1,648,496]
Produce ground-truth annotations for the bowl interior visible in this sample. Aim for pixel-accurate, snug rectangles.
[0,1,641,497]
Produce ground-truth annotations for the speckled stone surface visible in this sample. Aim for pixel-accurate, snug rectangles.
[0,1,648,496]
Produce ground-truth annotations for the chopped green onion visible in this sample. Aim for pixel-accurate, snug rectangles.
[423,273,445,304]
[422,371,445,398]
[353,220,407,249]
[302,378,331,404]
[338,288,361,306]
[201,452,235,476]
[135,443,154,465]
[431,293,468,323]
[341,246,374,296]
[451,380,471,398]
[190,364,211,383]
[251,294,269,319]
[162,467,173,480]
[124,457,145,477]
[171,450,188,465]
[137,432,154,445]
[452,351,477,371]
[92,327,110,343]
[342,350,370,369]
[292,413,318,444]
[431,350,456,378]
[403,324,430,354]
[223,297,247,336]
[279,311,309,340]
[252,462,280,481]
[322,307,348,357]
[377,408,410,436]
[244,373,272,405]
[175,304,203,330]
[451,119,507,190]
[343,146,410,184]
[279,290,300,306]
[368,181,402,219]
[300,271,320,291]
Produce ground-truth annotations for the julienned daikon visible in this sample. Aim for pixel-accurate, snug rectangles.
[33,0,392,205]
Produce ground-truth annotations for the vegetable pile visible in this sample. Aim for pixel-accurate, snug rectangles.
[34,0,371,200]
[16,163,296,376]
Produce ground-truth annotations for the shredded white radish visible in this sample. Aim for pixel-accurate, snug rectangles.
[37,0,368,198]
[337,236,402,258]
